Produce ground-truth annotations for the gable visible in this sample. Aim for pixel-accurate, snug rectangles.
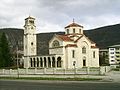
[49,34,63,48]
[75,35,96,44]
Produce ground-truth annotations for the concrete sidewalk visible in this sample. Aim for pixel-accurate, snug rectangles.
[104,71,120,82]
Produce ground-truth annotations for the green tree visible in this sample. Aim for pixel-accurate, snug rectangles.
[0,33,13,68]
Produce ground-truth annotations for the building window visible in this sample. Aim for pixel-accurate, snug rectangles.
[116,52,120,54]
[37,57,39,67]
[44,57,47,67]
[116,48,119,50]
[83,57,86,67]
[67,29,69,34]
[31,27,33,29]
[73,28,75,33]
[72,50,75,58]
[116,56,120,58]
[110,52,114,54]
[29,20,34,24]
[30,58,33,67]
[33,58,36,67]
[110,48,114,50]
[117,59,120,61]
[52,57,55,67]
[111,60,114,62]
[52,40,60,47]
[31,42,33,45]
[93,51,95,58]
[57,57,62,67]
[82,46,86,54]
[111,56,114,58]
[79,29,81,33]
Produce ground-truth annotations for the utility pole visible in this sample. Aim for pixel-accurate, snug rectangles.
[16,41,19,78]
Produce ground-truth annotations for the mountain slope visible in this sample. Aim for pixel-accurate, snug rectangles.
[0,24,120,55]
[84,24,120,48]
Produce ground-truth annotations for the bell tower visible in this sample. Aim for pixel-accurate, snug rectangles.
[23,16,37,68]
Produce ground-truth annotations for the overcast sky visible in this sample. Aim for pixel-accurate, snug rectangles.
[0,0,120,33]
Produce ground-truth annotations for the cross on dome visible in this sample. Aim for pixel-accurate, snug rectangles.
[73,18,75,23]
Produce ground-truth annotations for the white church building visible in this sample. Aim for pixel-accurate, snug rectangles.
[23,16,99,69]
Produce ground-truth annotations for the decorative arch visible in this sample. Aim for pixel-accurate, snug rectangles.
[33,58,36,67]
[40,57,43,67]
[52,57,55,67]
[52,40,60,47]
[37,57,39,67]
[48,57,51,67]
[57,57,62,67]
[83,57,86,67]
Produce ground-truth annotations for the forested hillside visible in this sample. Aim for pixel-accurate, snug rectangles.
[0,23,120,55]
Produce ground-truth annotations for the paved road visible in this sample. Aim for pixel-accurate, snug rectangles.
[0,80,120,90]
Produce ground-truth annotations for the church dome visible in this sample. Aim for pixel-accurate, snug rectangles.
[65,21,84,35]
[65,22,83,28]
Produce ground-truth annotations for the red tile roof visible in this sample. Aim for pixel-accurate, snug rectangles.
[74,35,84,42]
[25,16,35,20]
[57,35,73,42]
[65,44,77,48]
[91,46,98,48]
[65,22,83,28]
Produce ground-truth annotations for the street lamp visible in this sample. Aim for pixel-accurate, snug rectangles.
[16,41,19,68]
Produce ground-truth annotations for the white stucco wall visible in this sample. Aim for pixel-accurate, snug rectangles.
[49,34,99,69]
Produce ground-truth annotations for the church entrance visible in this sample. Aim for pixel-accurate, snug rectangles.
[83,57,86,67]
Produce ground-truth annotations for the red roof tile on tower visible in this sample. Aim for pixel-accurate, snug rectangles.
[65,22,83,28]
[25,16,35,20]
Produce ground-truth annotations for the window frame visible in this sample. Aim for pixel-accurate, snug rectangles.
[73,28,75,33]
[72,50,75,58]
[93,51,95,58]
[52,40,60,47]
[82,46,86,54]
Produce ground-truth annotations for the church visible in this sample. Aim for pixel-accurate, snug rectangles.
[23,16,99,69]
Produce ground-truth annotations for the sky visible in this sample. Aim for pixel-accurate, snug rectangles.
[0,0,120,33]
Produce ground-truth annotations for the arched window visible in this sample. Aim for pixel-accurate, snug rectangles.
[93,51,95,58]
[30,58,33,67]
[33,58,36,67]
[52,57,55,67]
[82,46,86,54]
[40,57,43,67]
[83,57,86,67]
[67,29,69,34]
[73,28,75,33]
[48,57,51,68]
[57,57,62,67]
[44,57,47,67]
[37,57,39,67]
[79,29,81,33]
[52,40,60,47]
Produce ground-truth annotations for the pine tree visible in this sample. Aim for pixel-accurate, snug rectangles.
[0,33,13,68]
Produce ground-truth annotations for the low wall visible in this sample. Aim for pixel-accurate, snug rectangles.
[0,66,111,76]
